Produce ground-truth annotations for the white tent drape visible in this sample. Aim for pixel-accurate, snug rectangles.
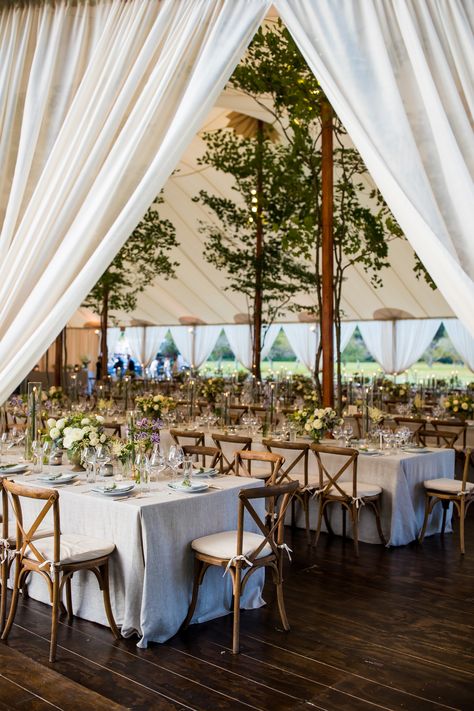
[282,322,356,371]
[358,319,440,373]
[107,328,123,359]
[443,319,474,372]
[223,324,281,371]
[0,0,270,403]
[126,326,167,366]
[276,0,474,334]
[169,326,222,369]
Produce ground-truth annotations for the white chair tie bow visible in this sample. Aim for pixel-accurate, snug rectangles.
[223,554,253,577]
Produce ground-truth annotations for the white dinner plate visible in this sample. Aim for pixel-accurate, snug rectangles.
[38,472,78,484]
[403,446,430,453]
[192,468,218,478]
[0,463,29,474]
[359,449,380,456]
[92,483,135,496]
[168,481,209,493]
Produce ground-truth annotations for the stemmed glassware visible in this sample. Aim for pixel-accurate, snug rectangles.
[149,444,166,482]
[95,444,111,480]
[83,445,97,483]
[167,445,184,481]
[343,423,353,446]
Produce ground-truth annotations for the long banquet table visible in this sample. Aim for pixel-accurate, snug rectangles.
[5,460,264,648]
[160,429,455,547]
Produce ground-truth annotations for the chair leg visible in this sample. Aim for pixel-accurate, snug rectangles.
[99,562,120,640]
[0,559,8,635]
[418,494,433,543]
[275,560,290,632]
[441,500,449,535]
[351,506,359,557]
[232,564,242,654]
[313,499,325,548]
[459,498,465,555]
[1,559,21,642]
[49,572,60,663]
[372,499,386,546]
[323,504,334,536]
[182,558,208,630]
[304,494,311,545]
[65,575,73,624]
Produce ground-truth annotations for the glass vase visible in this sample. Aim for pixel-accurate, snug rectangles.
[24,382,42,461]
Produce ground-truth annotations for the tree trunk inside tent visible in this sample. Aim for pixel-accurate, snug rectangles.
[100,288,109,382]
[321,99,334,408]
[252,119,264,382]
[54,329,64,388]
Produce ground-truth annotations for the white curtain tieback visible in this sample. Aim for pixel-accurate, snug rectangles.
[223,554,253,577]
[351,496,366,509]
[278,543,293,561]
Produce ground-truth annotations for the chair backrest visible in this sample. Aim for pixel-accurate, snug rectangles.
[393,416,426,435]
[234,450,284,485]
[431,419,467,447]
[310,444,359,499]
[211,433,252,474]
[236,480,299,563]
[416,428,458,448]
[181,444,222,469]
[2,479,60,567]
[263,439,309,486]
[170,429,205,447]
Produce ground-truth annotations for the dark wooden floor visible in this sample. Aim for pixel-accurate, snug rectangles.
[1,519,473,710]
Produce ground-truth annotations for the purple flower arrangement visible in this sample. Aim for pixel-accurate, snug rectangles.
[133,417,163,449]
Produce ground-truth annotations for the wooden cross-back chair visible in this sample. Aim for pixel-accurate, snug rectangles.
[310,444,386,556]
[263,440,311,541]
[419,449,473,554]
[393,416,426,437]
[170,429,205,448]
[0,479,120,662]
[181,445,222,469]
[415,428,458,448]
[182,479,299,653]
[430,419,467,448]
[234,450,284,485]
[211,433,252,475]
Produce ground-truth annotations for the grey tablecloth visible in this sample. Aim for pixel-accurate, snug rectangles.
[8,463,264,647]
[160,430,454,546]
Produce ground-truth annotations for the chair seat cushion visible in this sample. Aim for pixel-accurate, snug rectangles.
[327,481,382,498]
[191,530,272,561]
[424,478,474,494]
[26,533,115,566]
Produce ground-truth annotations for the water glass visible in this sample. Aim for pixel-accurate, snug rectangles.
[31,440,43,474]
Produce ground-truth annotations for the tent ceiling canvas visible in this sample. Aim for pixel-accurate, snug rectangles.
[72,88,453,328]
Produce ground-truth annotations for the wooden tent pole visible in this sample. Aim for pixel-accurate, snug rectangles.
[54,328,64,388]
[321,99,334,408]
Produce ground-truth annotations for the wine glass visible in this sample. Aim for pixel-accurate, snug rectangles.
[150,445,166,482]
[343,423,353,446]
[95,444,111,480]
[168,445,184,481]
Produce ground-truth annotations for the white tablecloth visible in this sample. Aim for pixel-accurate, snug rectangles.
[6,461,264,648]
[160,430,454,547]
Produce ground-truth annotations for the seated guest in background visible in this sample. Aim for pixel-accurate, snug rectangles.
[113,356,124,377]
[127,357,136,378]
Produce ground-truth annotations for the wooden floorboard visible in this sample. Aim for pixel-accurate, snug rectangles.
[1,519,473,710]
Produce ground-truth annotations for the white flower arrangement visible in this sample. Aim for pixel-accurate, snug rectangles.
[43,413,108,453]
[302,407,343,442]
